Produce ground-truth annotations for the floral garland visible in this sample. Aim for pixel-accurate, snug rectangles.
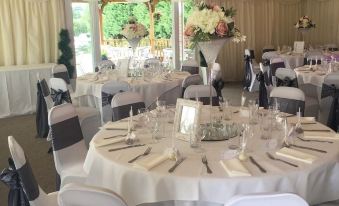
[184,1,246,46]
[295,16,316,29]
[121,17,149,39]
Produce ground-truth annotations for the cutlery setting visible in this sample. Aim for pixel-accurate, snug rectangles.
[297,136,333,144]
[202,155,213,174]
[249,156,266,173]
[108,144,145,152]
[266,152,298,167]
[168,157,186,173]
[128,147,152,163]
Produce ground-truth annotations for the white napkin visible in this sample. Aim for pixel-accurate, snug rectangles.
[276,147,317,164]
[288,116,315,124]
[93,136,125,147]
[219,158,251,177]
[303,131,339,141]
[103,121,131,130]
[133,154,168,171]
[78,73,98,81]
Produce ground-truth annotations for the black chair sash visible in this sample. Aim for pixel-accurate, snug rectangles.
[243,55,252,90]
[182,66,199,75]
[0,158,29,206]
[39,79,50,97]
[329,48,338,52]
[50,88,72,106]
[321,83,339,131]
[306,59,321,65]
[256,71,269,108]
[262,48,276,53]
[16,160,40,201]
[212,79,224,98]
[53,72,70,84]
[50,116,84,151]
[262,59,270,66]
[112,102,146,122]
[36,82,49,138]
[269,62,285,84]
[189,97,219,106]
[270,97,305,115]
[249,50,255,59]
[276,77,298,88]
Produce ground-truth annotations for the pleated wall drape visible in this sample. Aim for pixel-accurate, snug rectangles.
[0,0,66,66]
[197,0,339,82]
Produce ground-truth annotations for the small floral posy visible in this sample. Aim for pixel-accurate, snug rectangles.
[295,16,316,29]
[184,1,246,46]
[121,16,149,40]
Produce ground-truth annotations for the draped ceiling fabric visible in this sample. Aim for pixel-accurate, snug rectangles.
[0,0,65,66]
[199,0,339,82]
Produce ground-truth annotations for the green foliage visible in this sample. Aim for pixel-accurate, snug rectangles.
[73,5,91,36]
[58,29,75,78]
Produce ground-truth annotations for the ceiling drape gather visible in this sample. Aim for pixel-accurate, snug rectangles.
[0,0,65,66]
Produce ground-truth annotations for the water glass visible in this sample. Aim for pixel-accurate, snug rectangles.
[156,100,166,112]
[248,100,258,125]
[223,99,232,120]
[190,125,205,153]
[137,108,149,127]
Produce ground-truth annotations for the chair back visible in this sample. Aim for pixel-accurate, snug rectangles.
[262,48,276,54]
[8,136,46,205]
[38,78,54,109]
[245,49,255,59]
[262,51,278,61]
[184,85,218,106]
[324,44,338,51]
[101,81,130,123]
[181,74,203,97]
[96,60,115,72]
[52,64,71,84]
[144,58,160,68]
[182,59,199,74]
[111,91,146,121]
[225,193,308,206]
[306,55,323,65]
[49,78,72,105]
[269,58,285,84]
[59,183,128,206]
[48,104,87,175]
[275,68,298,87]
[270,87,305,115]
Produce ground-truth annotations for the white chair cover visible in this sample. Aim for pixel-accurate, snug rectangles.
[276,68,297,80]
[8,136,58,206]
[262,51,278,60]
[111,91,145,122]
[58,183,128,206]
[181,74,203,94]
[184,85,218,106]
[225,193,308,206]
[270,87,305,115]
[97,60,115,71]
[52,64,72,91]
[48,103,88,188]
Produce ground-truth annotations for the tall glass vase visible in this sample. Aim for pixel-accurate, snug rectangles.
[127,37,142,75]
[298,28,311,47]
[198,38,228,107]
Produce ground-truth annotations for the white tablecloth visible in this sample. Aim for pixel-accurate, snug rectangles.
[262,51,305,70]
[83,106,339,205]
[0,63,55,118]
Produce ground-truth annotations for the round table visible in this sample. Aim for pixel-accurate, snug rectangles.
[83,106,339,206]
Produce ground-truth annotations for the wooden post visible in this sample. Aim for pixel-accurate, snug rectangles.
[147,1,156,55]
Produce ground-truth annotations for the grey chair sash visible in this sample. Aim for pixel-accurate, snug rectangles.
[270,97,305,115]
[102,90,125,107]
[112,102,146,122]
[50,116,84,151]
[53,72,70,84]
[50,88,72,106]
[321,83,339,131]
[39,79,50,97]
[189,97,219,106]
[243,55,252,90]
[16,160,39,201]
[256,71,269,108]
[182,66,199,75]
[276,77,298,88]
[263,48,275,53]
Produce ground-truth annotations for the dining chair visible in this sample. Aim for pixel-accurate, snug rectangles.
[181,74,203,97]
[111,91,146,122]
[101,80,130,123]
[275,68,298,88]
[48,103,88,190]
[262,45,276,54]
[244,49,260,92]
[184,85,219,106]
[52,64,73,90]
[270,86,305,115]
[95,60,115,72]
[269,57,286,86]
[182,59,199,75]
[49,78,101,147]
[8,136,128,206]
[224,193,308,206]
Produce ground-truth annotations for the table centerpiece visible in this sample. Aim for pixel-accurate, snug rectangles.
[295,15,316,41]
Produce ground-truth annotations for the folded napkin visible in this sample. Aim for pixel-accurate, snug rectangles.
[276,147,317,164]
[288,116,315,124]
[219,158,251,177]
[93,76,109,83]
[103,121,131,130]
[295,66,310,72]
[133,154,168,171]
[77,73,98,81]
[303,131,339,141]
[93,136,125,147]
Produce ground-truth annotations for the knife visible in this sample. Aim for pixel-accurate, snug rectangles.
[108,144,145,152]
[104,134,126,139]
[302,129,332,132]
[168,157,186,173]
[249,156,267,173]
[104,128,136,131]
[291,144,327,153]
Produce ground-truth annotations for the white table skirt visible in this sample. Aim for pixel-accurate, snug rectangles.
[0,63,55,118]
[83,106,339,206]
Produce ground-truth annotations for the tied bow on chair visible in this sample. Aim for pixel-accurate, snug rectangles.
[262,59,270,66]
[102,90,125,107]
[321,83,339,131]
[243,55,252,90]
[50,89,72,106]
[256,71,269,108]
[277,77,298,88]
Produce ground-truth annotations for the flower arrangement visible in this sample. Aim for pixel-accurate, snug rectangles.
[295,16,316,29]
[121,17,148,39]
[184,1,246,46]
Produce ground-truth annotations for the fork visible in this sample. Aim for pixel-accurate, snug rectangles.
[296,136,333,144]
[266,152,298,167]
[201,155,212,174]
[128,147,152,163]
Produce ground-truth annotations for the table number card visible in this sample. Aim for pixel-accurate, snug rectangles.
[294,41,305,54]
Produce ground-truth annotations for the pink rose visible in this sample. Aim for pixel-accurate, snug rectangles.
[184,26,195,37]
[212,5,221,12]
[215,21,228,37]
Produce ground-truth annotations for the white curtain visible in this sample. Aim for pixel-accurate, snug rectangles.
[197,0,339,81]
[0,0,65,66]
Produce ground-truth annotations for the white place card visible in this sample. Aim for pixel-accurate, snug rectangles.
[294,41,305,54]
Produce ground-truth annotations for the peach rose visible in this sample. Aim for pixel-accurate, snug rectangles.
[184,25,195,37]
[215,21,228,37]
[212,5,221,12]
